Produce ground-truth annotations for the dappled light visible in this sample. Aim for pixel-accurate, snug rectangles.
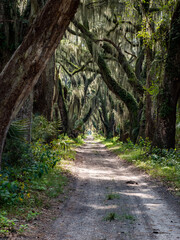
[51,139,180,240]
[0,0,179,238]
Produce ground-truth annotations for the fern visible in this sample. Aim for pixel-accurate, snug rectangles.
[7,119,29,140]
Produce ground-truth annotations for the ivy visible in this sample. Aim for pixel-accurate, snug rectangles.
[143,82,160,98]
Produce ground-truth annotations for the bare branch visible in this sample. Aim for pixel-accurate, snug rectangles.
[124,50,137,59]
[67,27,82,37]
[60,60,92,77]
[124,32,139,47]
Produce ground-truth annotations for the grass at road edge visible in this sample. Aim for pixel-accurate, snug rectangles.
[95,135,180,196]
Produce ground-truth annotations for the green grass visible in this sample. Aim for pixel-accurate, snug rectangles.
[103,212,135,222]
[97,136,180,194]
[103,212,118,221]
[106,193,120,200]
[43,166,68,198]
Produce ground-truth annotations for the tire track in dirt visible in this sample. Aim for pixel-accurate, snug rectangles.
[48,137,180,240]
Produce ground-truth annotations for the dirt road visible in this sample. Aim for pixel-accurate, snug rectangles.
[48,137,180,240]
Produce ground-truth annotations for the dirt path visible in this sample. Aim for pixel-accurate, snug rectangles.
[46,137,180,240]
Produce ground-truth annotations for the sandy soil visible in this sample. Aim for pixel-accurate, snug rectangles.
[6,137,180,240]
[46,137,180,240]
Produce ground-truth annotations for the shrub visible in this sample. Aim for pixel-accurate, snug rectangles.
[3,139,32,167]
[32,115,58,142]
[1,140,60,204]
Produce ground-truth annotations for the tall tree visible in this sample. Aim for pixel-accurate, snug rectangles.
[73,19,139,140]
[153,0,180,148]
[34,55,56,120]
[0,0,79,168]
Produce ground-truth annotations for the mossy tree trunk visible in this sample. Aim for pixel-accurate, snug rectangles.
[99,91,115,139]
[140,2,156,142]
[153,0,180,149]
[96,52,138,141]
[73,20,139,141]
[100,40,144,96]
[82,73,96,106]
[34,55,55,121]
[0,0,80,168]
[145,47,155,141]
[58,77,69,134]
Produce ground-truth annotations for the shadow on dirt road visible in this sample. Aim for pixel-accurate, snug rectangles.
[47,137,180,240]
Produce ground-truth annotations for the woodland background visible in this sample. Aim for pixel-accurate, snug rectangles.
[0,0,179,236]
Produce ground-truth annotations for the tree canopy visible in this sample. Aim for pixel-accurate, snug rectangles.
[0,0,180,167]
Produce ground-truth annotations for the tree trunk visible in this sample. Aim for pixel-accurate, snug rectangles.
[153,0,180,149]
[145,47,155,141]
[58,78,69,134]
[33,54,55,120]
[99,92,114,139]
[0,0,79,168]
[73,20,139,141]
[16,92,34,143]
[97,53,139,141]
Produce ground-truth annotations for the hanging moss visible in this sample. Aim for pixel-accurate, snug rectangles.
[97,53,138,114]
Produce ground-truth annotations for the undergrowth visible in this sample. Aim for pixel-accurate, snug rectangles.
[0,116,84,237]
[97,136,180,194]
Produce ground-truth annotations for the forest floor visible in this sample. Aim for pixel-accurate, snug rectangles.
[14,136,180,240]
